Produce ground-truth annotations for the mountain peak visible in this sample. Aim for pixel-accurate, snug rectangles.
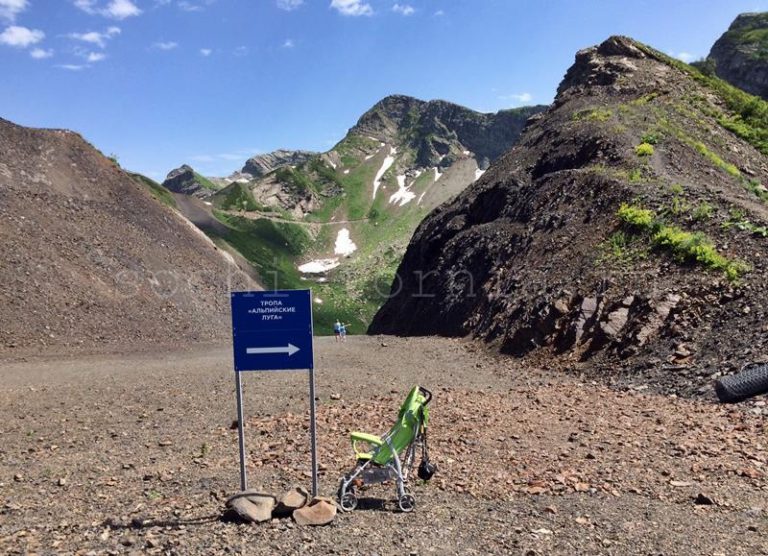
[706,11,768,99]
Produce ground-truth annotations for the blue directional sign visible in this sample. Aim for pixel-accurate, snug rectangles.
[230,290,314,371]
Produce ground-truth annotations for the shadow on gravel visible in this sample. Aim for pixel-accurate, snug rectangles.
[354,498,390,512]
[105,515,221,530]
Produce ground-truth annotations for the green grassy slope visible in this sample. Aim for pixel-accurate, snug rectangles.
[200,132,442,335]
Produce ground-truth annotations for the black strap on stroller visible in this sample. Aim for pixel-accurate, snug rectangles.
[417,389,437,481]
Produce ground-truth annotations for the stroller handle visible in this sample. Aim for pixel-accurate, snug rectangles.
[418,386,433,405]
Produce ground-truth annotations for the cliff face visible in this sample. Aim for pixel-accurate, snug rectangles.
[241,149,316,179]
[708,12,768,99]
[369,37,768,396]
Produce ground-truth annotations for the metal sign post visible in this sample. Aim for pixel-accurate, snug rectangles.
[230,289,317,496]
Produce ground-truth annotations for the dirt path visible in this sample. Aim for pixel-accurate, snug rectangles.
[1,336,766,555]
[221,209,370,227]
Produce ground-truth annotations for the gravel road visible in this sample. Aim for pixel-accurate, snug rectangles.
[1,336,766,555]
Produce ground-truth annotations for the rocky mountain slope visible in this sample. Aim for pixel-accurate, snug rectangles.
[0,118,255,353]
[706,12,768,99]
[162,164,221,198]
[370,36,768,396]
[241,149,316,179]
[172,96,545,332]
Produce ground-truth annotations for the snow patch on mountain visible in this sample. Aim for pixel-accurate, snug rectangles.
[334,228,357,256]
[373,147,397,198]
[298,258,340,274]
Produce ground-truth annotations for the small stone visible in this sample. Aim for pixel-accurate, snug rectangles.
[13,474,23,482]
[574,482,590,492]
[694,493,715,505]
[158,440,172,447]
[544,506,557,514]
[669,480,691,487]
[57,478,67,487]
[330,393,341,401]
[740,468,762,479]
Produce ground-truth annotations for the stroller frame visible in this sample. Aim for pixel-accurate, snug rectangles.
[337,386,432,513]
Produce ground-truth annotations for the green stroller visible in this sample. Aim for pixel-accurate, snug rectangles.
[337,386,434,513]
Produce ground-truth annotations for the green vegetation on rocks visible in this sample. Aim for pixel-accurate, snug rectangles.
[130,173,176,208]
[617,203,748,281]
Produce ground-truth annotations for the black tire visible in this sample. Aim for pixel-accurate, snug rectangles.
[715,363,768,403]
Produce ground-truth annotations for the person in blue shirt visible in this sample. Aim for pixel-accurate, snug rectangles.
[340,322,348,342]
[333,320,342,342]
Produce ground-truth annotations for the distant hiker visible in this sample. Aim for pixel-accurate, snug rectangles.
[340,322,348,342]
[334,320,342,342]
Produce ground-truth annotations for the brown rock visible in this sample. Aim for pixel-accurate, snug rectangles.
[293,496,337,526]
[225,490,277,523]
[273,486,309,518]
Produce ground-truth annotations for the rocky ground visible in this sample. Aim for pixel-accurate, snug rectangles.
[1,336,767,555]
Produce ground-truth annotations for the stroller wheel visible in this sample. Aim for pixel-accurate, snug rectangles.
[340,491,358,512]
[398,493,416,513]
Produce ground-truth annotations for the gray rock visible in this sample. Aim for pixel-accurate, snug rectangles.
[242,150,316,179]
[707,13,768,99]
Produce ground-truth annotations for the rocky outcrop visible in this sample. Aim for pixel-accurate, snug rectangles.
[707,12,768,99]
[162,164,217,198]
[370,36,768,393]
[241,149,316,179]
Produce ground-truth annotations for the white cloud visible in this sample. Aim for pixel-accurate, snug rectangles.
[282,38,294,48]
[330,0,372,16]
[0,0,28,22]
[190,148,261,170]
[392,3,414,16]
[104,0,140,18]
[434,9,444,16]
[87,51,106,61]
[68,27,120,48]
[153,41,178,50]
[277,0,303,10]
[498,92,533,106]
[57,63,87,70]
[74,0,141,19]
[178,1,201,11]
[0,25,43,47]
[30,47,53,59]
[673,51,695,63]
[233,45,247,56]
[200,47,211,56]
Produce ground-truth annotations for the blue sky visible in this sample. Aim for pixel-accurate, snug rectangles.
[2,0,768,180]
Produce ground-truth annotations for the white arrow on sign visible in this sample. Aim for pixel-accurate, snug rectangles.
[246,343,300,356]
